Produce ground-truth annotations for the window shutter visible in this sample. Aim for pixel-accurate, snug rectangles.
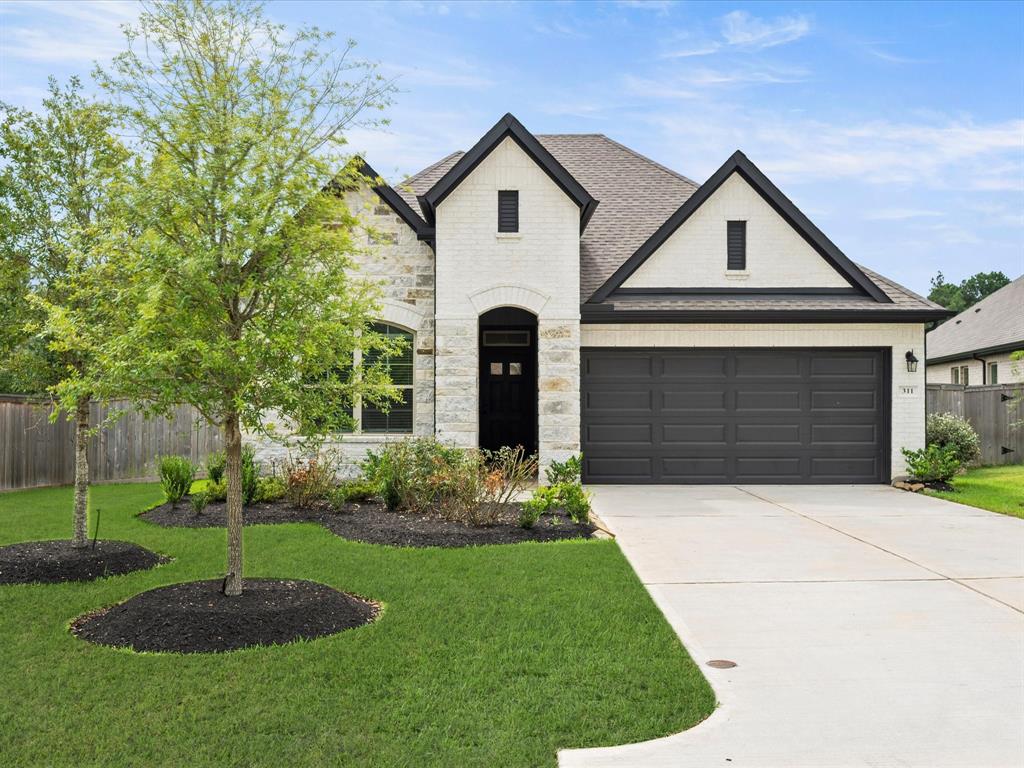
[727,220,746,270]
[498,190,519,233]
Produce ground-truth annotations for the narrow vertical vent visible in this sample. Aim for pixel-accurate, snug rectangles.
[498,190,519,233]
[727,220,746,270]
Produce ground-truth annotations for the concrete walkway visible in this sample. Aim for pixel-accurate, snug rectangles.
[559,485,1024,768]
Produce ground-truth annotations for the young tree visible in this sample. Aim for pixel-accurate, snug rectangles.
[99,0,398,595]
[0,78,132,547]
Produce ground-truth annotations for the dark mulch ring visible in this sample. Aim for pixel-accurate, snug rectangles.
[141,497,596,548]
[924,480,956,492]
[71,578,378,653]
[0,539,167,585]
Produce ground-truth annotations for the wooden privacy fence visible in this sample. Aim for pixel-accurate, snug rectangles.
[926,384,1024,466]
[0,396,222,491]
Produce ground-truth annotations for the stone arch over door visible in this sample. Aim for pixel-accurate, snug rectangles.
[468,284,550,317]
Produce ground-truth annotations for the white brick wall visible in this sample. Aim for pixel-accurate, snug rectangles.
[623,173,850,289]
[926,352,1024,386]
[581,322,927,479]
[433,137,582,468]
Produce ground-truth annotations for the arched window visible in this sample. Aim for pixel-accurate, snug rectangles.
[358,322,414,434]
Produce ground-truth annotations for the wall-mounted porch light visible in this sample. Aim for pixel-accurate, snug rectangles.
[905,350,919,373]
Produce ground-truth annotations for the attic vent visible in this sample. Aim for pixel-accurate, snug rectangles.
[727,220,746,270]
[498,190,519,233]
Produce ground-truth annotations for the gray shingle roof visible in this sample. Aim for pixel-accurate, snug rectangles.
[390,134,941,314]
[926,276,1024,361]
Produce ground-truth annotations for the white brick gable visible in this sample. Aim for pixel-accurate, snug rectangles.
[622,172,850,289]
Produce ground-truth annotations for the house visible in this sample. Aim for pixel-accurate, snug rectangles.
[254,113,951,484]
[926,276,1024,386]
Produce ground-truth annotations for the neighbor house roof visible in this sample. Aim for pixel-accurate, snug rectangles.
[374,119,948,319]
[926,276,1024,363]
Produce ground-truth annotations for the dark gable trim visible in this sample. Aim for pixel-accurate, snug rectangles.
[926,340,1024,365]
[419,113,598,234]
[355,159,433,244]
[614,287,861,296]
[580,304,952,325]
[589,150,892,305]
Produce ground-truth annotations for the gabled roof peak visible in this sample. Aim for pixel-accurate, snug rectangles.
[417,113,599,233]
[589,150,891,304]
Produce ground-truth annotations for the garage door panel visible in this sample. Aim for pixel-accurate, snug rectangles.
[735,423,802,444]
[811,390,877,410]
[735,389,803,411]
[662,423,727,444]
[734,354,803,378]
[582,347,888,484]
[662,354,728,378]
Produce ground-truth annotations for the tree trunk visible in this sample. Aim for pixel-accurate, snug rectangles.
[223,412,244,596]
[71,396,90,548]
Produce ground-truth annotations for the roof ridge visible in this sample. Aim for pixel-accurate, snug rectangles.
[857,264,943,308]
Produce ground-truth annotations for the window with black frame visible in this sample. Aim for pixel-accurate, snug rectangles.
[360,322,414,433]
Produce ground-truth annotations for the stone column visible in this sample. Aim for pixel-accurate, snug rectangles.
[434,316,478,447]
[537,317,581,476]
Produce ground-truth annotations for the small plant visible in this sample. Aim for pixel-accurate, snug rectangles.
[557,482,592,524]
[158,455,197,507]
[901,444,962,483]
[486,445,538,504]
[518,496,546,529]
[206,450,226,484]
[190,490,210,516]
[285,455,336,508]
[545,454,582,485]
[206,479,227,503]
[926,412,980,467]
[254,476,286,504]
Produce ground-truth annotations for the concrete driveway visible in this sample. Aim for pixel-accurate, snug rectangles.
[559,485,1024,768]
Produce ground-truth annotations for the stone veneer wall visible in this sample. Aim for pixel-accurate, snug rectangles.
[245,186,436,476]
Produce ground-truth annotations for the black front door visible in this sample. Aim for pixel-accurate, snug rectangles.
[479,330,537,453]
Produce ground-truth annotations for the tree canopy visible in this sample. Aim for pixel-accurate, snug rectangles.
[928,270,1010,319]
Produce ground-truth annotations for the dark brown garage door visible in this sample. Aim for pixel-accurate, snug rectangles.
[581,348,890,484]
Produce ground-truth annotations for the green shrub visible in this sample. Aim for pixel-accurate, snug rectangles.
[557,482,592,524]
[363,437,461,512]
[206,450,226,484]
[340,478,380,503]
[926,412,980,466]
[190,490,210,515]
[206,479,227,502]
[254,476,286,503]
[159,455,197,507]
[518,496,546,529]
[545,454,582,485]
[901,444,962,482]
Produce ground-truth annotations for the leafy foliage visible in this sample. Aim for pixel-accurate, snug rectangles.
[253,476,287,504]
[158,456,197,506]
[189,490,210,516]
[94,0,396,594]
[901,444,962,483]
[205,451,226,485]
[928,271,1010,321]
[241,445,259,507]
[523,481,592,525]
[926,412,981,466]
[544,454,582,485]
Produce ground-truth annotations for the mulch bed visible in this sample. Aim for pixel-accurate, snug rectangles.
[141,497,596,548]
[71,578,377,653]
[0,540,166,585]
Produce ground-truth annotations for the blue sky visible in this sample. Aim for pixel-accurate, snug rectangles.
[2,1,1022,294]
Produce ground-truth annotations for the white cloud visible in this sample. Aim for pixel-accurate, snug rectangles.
[0,1,137,64]
[385,63,494,90]
[721,11,811,50]
[661,42,722,58]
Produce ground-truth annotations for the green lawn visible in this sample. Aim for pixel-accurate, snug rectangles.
[925,464,1024,519]
[0,484,713,767]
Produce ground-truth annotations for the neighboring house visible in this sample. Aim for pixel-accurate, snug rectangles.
[926,276,1024,387]
[251,113,951,484]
